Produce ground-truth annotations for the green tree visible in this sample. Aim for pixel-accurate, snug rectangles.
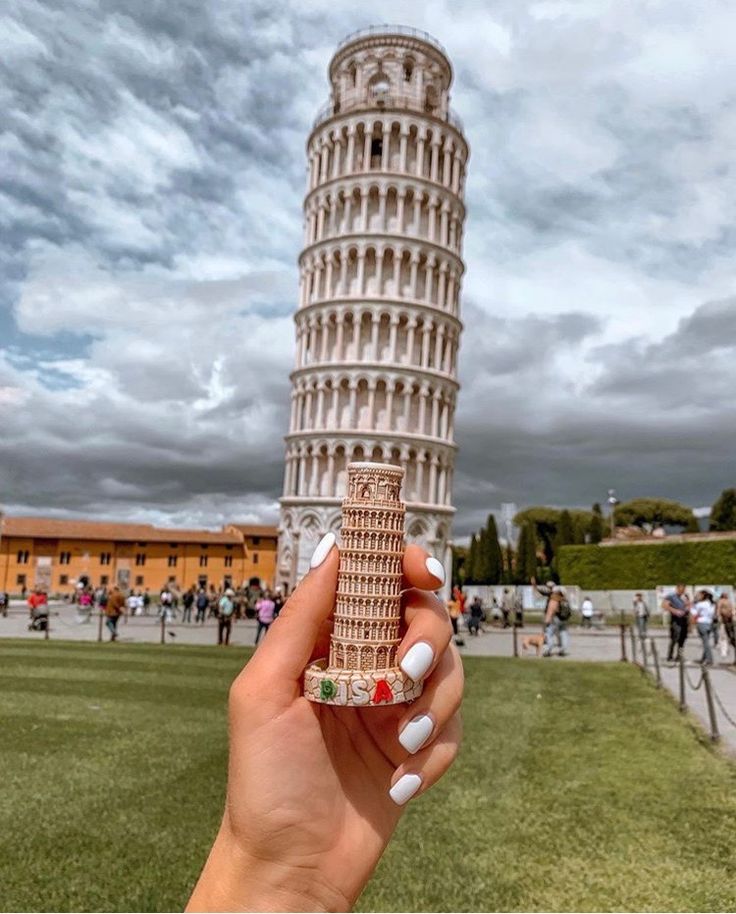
[572,516,587,545]
[613,498,696,532]
[480,514,503,584]
[514,506,594,564]
[515,521,538,584]
[710,488,736,531]
[466,534,478,584]
[451,545,467,587]
[590,503,604,543]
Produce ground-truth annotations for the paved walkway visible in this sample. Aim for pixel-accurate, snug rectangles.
[4,603,736,753]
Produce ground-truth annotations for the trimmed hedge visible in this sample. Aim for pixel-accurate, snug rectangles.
[558,540,736,589]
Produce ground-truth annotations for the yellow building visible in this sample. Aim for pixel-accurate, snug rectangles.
[0,516,278,596]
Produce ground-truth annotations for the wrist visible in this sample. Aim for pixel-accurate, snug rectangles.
[186,822,351,912]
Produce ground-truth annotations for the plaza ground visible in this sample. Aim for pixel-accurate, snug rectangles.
[1,641,736,911]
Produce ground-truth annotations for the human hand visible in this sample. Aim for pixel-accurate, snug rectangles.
[187,535,463,912]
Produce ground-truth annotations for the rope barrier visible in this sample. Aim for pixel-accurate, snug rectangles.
[683,665,705,692]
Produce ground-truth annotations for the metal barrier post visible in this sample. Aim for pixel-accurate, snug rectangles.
[44,614,50,640]
[640,634,648,670]
[97,610,104,642]
[702,668,720,742]
[620,624,627,662]
[679,655,686,711]
[513,624,518,658]
[650,638,662,687]
[629,624,637,665]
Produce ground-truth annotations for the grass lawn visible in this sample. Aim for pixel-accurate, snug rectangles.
[1,640,735,912]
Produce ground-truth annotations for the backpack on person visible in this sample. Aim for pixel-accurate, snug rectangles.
[557,597,572,622]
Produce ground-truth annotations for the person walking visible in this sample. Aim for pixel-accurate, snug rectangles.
[195,588,208,624]
[255,591,276,645]
[181,586,195,624]
[716,591,735,662]
[580,595,594,629]
[0,590,8,617]
[217,588,235,646]
[663,584,690,662]
[633,592,649,639]
[543,586,571,657]
[692,590,715,666]
[500,588,514,629]
[467,596,484,636]
[272,590,284,618]
[105,586,125,641]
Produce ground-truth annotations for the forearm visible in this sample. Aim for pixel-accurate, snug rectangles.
[186,823,351,913]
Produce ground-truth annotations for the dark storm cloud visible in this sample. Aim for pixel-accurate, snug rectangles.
[2,0,736,532]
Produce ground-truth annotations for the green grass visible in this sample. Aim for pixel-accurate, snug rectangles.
[1,640,735,912]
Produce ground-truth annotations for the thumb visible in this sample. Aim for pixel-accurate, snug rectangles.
[246,533,339,696]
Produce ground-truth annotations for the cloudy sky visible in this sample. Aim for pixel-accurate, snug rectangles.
[2,0,735,538]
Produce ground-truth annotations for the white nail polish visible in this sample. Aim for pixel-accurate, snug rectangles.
[400,641,434,681]
[310,532,336,569]
[389,773,422,806]
[399,714,434,754]
[425,556,445,585]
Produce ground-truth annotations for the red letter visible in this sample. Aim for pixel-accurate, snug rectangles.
[372,679,393,704]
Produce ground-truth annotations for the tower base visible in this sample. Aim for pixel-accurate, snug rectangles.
[304,658,424,706]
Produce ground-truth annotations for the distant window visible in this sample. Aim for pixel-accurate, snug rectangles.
[167,555,177,567]
[252,537,261,546]
[16,574,26,587]
[253,553,259,565]
[224,556,233,568]
[370,138,382,165]
[224,575,232,588]
[59,575,68,585]
[100,575,109,586]
[226,544,233,550]
[169,543,179,549]
[135,553,146,566]
[198,575,208,588]
[199,556,208,568]
[59,552,71,565]
[403,57,414,81]
[348,62,357,87]
[135,575,144,586]
[17,550,29,565]
[136,542,148,547]
[168,575,176,584]
[200,544,209,549]
[100,552,112,565]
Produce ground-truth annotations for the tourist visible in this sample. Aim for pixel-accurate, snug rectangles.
[663,584,690,662]
[27,587,49,632]
[142,588,151,615]
[717,591,735,661]
[468,596,484,636]
[217,588,235,646]
[580,595,594,629]
[513,589,524,628]
[159,585,174,621]
[187,537,462,912]
[447,594,461,637]
[195,588,209,624]
[0,590,8,617]
[181,586,195,623]
[691,590,715,666]
[633,592,650,639]
[78,587,93,623]
[500,588,514,628]
[543,586,570,657]
[272,589,284,618]
[126,590,138,618]
[105,586,125,641]
[255,590,276,644]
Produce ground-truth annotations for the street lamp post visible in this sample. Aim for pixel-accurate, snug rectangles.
[607,489,619,539]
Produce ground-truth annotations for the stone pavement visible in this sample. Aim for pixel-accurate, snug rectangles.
[4,602,736,753]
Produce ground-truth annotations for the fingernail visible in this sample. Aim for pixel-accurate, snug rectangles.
[400,641,434,681]
[310,532,336,569]
[389,773,422,806]
[399,714,434,754]
[425,556,445,585]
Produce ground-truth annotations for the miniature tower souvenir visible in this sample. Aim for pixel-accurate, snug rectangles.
[304,462,424,706]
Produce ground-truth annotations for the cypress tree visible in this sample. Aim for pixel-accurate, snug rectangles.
[484,514,503,584]
[475,528,489,582]
[515,522,537,583]
[467,534,478,584]
[590,503,604,544]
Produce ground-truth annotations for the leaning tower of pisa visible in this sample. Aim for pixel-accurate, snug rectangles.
[278,25,469,593]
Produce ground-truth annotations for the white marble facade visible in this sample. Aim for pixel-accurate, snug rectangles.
[278,26,469,594]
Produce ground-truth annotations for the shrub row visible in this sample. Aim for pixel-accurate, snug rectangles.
[558,540,736,589]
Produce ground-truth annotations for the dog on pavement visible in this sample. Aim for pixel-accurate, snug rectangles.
[521,634,545,656]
